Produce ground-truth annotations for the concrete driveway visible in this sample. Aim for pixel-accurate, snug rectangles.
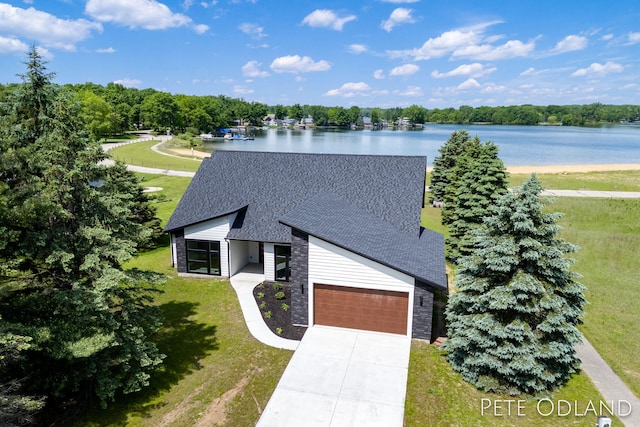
[256,326,411,427]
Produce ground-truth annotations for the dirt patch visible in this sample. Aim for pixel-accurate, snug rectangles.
[194,376,250,427]
[159,367,261,427]
[253,282,307,341]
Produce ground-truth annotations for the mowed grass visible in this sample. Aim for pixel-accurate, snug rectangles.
[554,197,640,397]
[510,170,640,191]
[77,155,637,425]
[108,139,203,173]
[76,175,292,426]
[405,341,613,427]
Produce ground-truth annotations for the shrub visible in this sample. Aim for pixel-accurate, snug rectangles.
[275,291,285,300]
[281,303,289,311]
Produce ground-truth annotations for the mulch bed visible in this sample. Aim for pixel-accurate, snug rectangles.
[252,281,307,341]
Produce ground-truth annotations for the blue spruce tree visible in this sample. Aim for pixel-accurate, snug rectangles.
[443,175,586,395]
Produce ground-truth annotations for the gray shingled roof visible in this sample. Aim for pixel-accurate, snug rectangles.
[164,151,426,243]
[279,193,447,289]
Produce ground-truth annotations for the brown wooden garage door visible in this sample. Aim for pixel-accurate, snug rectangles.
[313,284,408,335]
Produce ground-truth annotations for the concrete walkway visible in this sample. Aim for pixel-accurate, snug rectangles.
[257,326,411,427]
[229,264,299,351]
[576,338,640,426]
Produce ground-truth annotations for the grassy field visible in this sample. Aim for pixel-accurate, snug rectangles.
[82,141,637,425]
[405,341,614,426]
[509,170,640,191]
[553,197,640,398]
[108,140,203,173]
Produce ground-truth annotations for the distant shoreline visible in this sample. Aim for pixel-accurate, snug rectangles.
[505,164,640,174]
[423,164,640,174]
[166,147,640,175]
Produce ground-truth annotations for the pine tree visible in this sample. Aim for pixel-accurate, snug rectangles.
[429,130,476,204]
[443,175,586,395]
[0,46,164,417]
[443,141,509,261]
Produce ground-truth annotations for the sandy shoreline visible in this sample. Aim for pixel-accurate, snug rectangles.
[167,148,640,174]
[505,164,640,174]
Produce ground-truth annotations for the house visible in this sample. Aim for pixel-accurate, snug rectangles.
[164,151,447,341]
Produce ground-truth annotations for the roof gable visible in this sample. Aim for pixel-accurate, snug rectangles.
[164,151,427,242]
[279,193,447,288]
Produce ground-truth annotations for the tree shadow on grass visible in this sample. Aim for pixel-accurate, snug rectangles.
[77,300,218,425]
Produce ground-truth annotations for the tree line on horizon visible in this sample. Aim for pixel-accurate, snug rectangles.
[1,79,639,141]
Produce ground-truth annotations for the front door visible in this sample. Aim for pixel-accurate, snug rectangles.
[274,245,291,281]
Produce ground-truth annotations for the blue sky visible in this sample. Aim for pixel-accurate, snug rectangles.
[1,0,639,108]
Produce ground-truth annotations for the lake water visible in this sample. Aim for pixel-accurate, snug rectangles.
[203,124,640,167]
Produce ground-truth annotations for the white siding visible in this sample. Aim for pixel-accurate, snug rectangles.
[170,234,177,266]
[229,240,249,276]
[308,236,414,336]
[184,215,234,277]
[264,243,275,281]
[248,242,260,264]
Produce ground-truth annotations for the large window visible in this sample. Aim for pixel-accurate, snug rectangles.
[275,245,291,282]
[187,240,221,275]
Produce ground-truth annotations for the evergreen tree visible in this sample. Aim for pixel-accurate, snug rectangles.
[443,175,586,395]
[0,46,164,418]
[429,130,476,204]
[443,141,509,261]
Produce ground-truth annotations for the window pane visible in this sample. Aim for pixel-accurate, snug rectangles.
[187,240,208,250]
[187,250,208,262]
[209,252,221,275]
[275,245,291,281]
[188,261,208,274]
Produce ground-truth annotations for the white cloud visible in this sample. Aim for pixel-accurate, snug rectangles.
[520,67,536,76]
[626,32,640,45]
[0,4,102,51]
[233,85,254,95]
[113,77,142,87]
[457,78,481,90]
[389,63,419,77]
[193,24,209,34]
[389,28,482,60]
[270,55,331,74]
[373,69,385,79]
[348,44,367,54]
[601,33,614,41]
[239,22,266,39]
[86,0,197,31]
[381,8,415,32]
[571,61,624,77]
[548,35,588,54]
[325,81,370,97]
[242,60,270,78]
[0,36,29,55]
[452,39,534,61]
[301,9,356,31]
[431,63,495,78]
[481,83,506,94]
[395,85,423,96]
[97,47,116,53]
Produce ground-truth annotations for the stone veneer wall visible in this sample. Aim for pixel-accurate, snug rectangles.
[174,230,187,273]
[290,228,309,326]
[412,281,435,341]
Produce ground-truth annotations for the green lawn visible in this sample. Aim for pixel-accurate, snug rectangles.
[509,170,640,191]
[76,155,638,425]
[554,197,640,398]
[108,139,203,173]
